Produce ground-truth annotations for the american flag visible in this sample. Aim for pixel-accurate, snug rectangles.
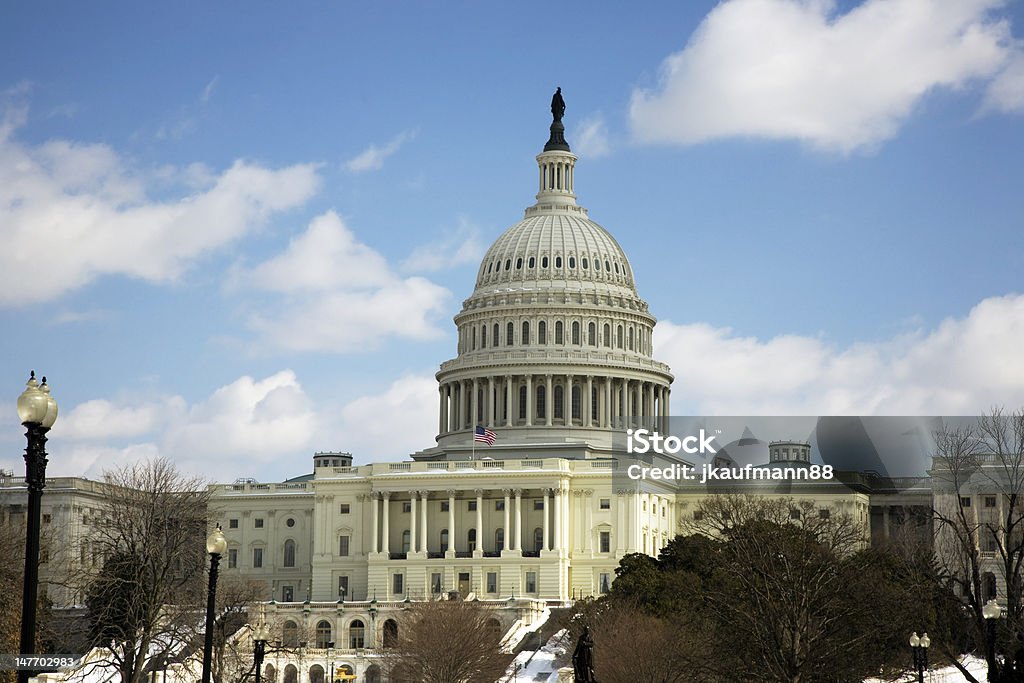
[474,425,497,446]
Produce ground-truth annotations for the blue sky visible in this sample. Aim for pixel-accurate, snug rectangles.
[2,0,1023,483]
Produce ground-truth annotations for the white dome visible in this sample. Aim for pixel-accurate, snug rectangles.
[473,212,637,295]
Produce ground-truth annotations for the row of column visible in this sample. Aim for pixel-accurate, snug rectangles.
[438,375,670,434]
[367,487,571,555]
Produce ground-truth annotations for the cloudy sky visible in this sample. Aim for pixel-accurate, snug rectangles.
[2,0,1023,483]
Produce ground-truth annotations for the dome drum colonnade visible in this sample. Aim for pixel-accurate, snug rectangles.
[436,112,672,447]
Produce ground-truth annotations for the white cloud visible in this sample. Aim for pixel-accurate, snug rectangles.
[235,211,451,353]
[575,115,611,158]
[201,76,219,105]
[0,113,321,306]
[985,51,1024,112]
[655,293,1024,414]
[400,217,484,273]
[344,130,416,172]
[336,374,440,460]
[630,0,1023,153]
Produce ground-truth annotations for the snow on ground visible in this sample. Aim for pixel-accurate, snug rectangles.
[507,628,571,682]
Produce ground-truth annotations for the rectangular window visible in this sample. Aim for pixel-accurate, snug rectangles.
[487,572,497,594]
[599,499,610,510]
[254,518,264,528]
[525,571,537,594]
[403,502,412,513]
[339,535,350,557]
[985,535,999,552]
[468,500,477,511]
[228,519,239,529]
[282,585,294,602]
[599,573,611,594]
[338,575,349,598]
[600,531,611,553]
[819,509,831,519]
[985,496,998,508]
[42,513,51,524]
[431,572,442,594]
[496,500,505,511]
[960,496,972,508]
[339,503,351,514]
[228,549,238,568]
[393,573,404,595]
[252,547,263,568]
[441,501,450,512]
[534,500,544,510]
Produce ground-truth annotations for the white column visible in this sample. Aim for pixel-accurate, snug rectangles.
[505,375,513,427]
[420,491,429,553]
[566,374,574,424]
[475,489,484,554]
[543,489,550,551]
[438,386,445,435]
[487,377,495,428]
[371,492,379,554]
[471,378,479,427]
[647,383,655,430]
[552,487,561,551]
[585,375,593,427]
[604,378,611,428]
[447,490,456,555]
[514,489,523,551]
[525,375,533,427]
[382,493,391,555]
[615,491,623,554]
[545,374,553,426]
[409,492,417,554]
[503,489,511,551]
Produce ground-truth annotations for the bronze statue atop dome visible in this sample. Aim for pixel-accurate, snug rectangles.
[551,87,566,122]
[544,87,571,152]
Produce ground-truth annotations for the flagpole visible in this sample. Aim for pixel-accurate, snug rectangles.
[472,426,476,461]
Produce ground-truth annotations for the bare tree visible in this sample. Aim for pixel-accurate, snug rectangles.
[384,600,513,683]
[75,458,210,683]
[931,408,1024,681]
[211,577,268,683]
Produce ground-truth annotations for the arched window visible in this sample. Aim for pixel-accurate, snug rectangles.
[572,385,581,420]
[315,620,332,649]
[264,664,277,683]
[283,539,295,567]
[504,259,511,271]
[481,325,486,349]
[309,665,325,683]
[603,323,611,347]
[534,527,544,552]
[468,528,477,552]
[528,256,535,268]
[284,664,298,683]
[592,387,599,421]
[595,259,601,270]
[495,528,505,551]
[516,257,523,269]
[582,258,588,269]
[472,327,477,350]
[617,325,624,349]
[588,322,596,346]
[383,620,399,648]
[518,386,526,420]
[507,322,514,346]
[402,530,411,553]
[366,665,382,683]
[493,323,499,346]
[628,327,634,351]
[554,385,564,419]
[572,321,580,345]
[568,256,576,268]
[283,621,298,647]
[605,260,611,271]
[487,618,503,640]
[440,529,449,552]
[536,385,546,419]
[542,256,549,268]
[522,321,530,345]
[984,572,998,601]
[555,321,564,344]
[349,620,365,649]
[555,256,562,268]
[538,321,547,344]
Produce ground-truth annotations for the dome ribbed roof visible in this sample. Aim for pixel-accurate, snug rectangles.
[474,212,636,294]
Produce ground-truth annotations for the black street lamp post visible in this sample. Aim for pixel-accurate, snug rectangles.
[909,632,930,683]
[252,615,271,683]
[985,599,1003,682]
[201,525,227,683]
[16,371,58,683]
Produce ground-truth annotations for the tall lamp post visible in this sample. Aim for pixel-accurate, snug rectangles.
[201,525,227,683]
[984,599,1002,682]
[252,616,271,683]
[16,371,58,683]
[909,632,929,683]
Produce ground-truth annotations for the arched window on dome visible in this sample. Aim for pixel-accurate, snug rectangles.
[536,386,546,420]
[488,262,493,273]
[617,325,624,349]
[628,327,635,351]
[588,322,596,346]
[603,323,611,347]
[519,386,527,420]
[555,256,562,268]
[480,325,486,349]
[614,262,620,273]
[505,259,511,271]
[555,321,564,345]
[538,321,547,344]
[494,323,500,346]
[516,258,523,270]
[582,258,588,269]
[528,256,535,268]
[595,259,601,271]
[554,385,564,419]
[507,322,514,346]
[522,321,530,345]
[571,385,581,421]
[571,321,580,345]
[542,256,549,269]
[605,260,611,272]
[568,256,576,269]
[473,327,478,351]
